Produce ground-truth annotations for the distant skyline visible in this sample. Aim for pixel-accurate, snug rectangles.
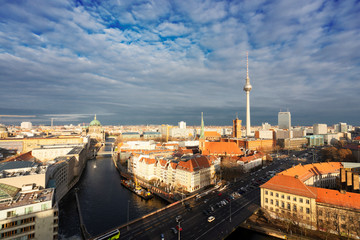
[1,0,359,126]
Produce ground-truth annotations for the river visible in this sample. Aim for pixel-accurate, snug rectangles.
[58,140,274,239]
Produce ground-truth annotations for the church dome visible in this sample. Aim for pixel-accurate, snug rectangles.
[89,115,101,126]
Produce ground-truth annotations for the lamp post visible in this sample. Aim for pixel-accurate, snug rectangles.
[127,200,130,230]
[229,200,232,223]
[178,220,181,240]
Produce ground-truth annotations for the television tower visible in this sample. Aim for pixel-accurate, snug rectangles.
[243,52,252,137]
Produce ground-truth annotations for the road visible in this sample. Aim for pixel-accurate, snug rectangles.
[102,150,313,240]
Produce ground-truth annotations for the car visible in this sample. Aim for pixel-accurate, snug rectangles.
[207,216,215,222]
[161,233,165,240]
[171,227,177,234]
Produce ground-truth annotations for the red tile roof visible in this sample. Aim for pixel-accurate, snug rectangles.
[260,175,317,198]
[279,162,342,182]
[177,155,211,172]
[316,188,360,210]
[202,142,243,156]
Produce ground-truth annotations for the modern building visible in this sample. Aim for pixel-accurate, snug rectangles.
[143,132,161,140]
[20,122,32,130]
[121,132,141,140]
[243,53,252,137]
[313,124,327,135]
[178,121,186,129]
[278,111,291,130]
[0,184,58,239]
[306,135,324,147]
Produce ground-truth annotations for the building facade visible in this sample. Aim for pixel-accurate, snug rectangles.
[278,112,291,130]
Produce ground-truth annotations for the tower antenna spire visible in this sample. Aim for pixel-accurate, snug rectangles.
[246,51,249,82]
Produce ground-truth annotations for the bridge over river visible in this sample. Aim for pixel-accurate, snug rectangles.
[90,185,261,240]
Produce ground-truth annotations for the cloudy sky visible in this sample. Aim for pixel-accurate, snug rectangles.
[0,0,359,126]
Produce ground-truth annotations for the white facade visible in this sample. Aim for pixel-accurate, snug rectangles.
[20,122,32,129]
[178,121,186,129]
[278,112,291,129]
[256,130,273,139]
[313,124,327,135]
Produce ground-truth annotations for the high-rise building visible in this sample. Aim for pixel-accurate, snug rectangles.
[243,52,252,137]
[340,122,347,133]
[21,122,32,129]
[178,121,186,129]
[278,111,291,130]
[313,124,327,135]
[232,117,242,138]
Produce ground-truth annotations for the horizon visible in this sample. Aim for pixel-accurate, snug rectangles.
[1,1,359,127]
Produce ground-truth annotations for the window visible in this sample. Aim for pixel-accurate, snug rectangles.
[306,208,310,214]
[25,207,33,214]
[270,192,273,196]
[270,199,273,205]
[287,203,291,210]
[265,198,268,203]
[293,204,297,211]
[318,210,322,216]
[300,206,303,212]
[276,193,279,197]
[306,199,310,204]
[276,200,279,206]
[293,197,296,202]
[6,211,16,218]
[299,198,303,203]
[287,196,290,200]
[281,201,285,208]
[265,190,268,195]
[281,194,284,199]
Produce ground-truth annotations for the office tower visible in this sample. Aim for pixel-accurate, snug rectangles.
[278,111,291,129]
[313,124,327,135]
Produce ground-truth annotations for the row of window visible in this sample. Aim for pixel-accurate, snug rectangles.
[264,198,310,214]
[0,225,34,238]
[1,217,35,230]
[264,190,310,204]
[318,210,355,221]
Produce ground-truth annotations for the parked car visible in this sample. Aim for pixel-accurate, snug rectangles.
[171,227,177,234]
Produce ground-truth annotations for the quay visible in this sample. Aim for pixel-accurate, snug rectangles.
[75,189,91,239]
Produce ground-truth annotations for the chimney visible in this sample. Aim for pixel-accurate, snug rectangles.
[353,174,359,191]
[347,171,353,186]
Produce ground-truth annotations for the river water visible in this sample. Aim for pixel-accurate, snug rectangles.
[58,140,273,239]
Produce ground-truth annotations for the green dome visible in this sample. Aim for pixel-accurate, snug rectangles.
[89,115,101,126]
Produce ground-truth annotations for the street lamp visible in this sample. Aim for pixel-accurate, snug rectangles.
[229,200,232,223]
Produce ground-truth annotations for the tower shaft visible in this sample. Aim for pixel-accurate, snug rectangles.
[243,52,252,137]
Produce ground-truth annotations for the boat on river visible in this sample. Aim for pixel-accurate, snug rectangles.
[121,179,153,200]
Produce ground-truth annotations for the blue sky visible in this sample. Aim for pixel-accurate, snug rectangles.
[0,0,359,126]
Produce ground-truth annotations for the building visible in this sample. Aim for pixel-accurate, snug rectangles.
[0,125,8,139]
[128,154,219,192]
[143,132,161,140]
[260,162,360,238]
[0,161,47,189]
[87,115,105,142]
[202,142,243,157]
[306,135,324,147]
[243,52,252,137]
[0,184,58,239]
[46,156,76,202]
[255,130,273,139]
[278,111,291,130]
[20,122,32,130]
[232,118,242,138]
[121,132,141,140]
[313,124,327,135]
[178,121,186,129]
[277,138,307,149]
